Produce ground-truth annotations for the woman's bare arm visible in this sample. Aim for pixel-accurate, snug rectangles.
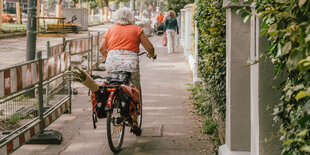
[99,37,108,58]
[140,32,156,58]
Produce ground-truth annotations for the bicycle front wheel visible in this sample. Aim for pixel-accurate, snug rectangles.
[107,107,125,153]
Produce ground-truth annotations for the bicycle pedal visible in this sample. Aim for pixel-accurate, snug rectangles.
[130,126,142,136]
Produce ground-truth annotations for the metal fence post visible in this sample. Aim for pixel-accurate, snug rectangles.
[96,32,100,69]
[68,46,72,114]
[46,41,50,106]
[90,35,93,75]
[62,37,66,88]
[62,37,66,53]
[37,51,44,131]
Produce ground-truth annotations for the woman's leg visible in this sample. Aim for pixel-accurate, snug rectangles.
[130,69,141,127]
[171,30,176,52]
[166,30,173,53]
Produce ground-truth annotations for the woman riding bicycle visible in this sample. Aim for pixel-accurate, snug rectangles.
[99,8,156,136]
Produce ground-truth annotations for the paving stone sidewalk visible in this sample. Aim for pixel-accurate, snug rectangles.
[12,35,213,155]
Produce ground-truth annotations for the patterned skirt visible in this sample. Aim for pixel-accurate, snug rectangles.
[105,49,140,88]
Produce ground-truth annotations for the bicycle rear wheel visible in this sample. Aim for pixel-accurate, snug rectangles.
[137,89,143,128]
[107,106,125,153]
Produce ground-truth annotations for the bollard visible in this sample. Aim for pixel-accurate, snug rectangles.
[37,51,44,132]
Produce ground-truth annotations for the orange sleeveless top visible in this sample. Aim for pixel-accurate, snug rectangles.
[104,24,144,53]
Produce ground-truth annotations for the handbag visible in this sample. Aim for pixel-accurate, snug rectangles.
[162,34,167,46]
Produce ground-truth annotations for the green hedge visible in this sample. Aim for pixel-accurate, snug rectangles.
[191,0,226,149]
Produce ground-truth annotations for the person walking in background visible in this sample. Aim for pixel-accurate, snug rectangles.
[164,10,179,53]
[157,12,164,23]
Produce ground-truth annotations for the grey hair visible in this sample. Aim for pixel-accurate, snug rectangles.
[114,8,134,25]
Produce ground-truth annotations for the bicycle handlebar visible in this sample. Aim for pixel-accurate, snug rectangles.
[138,52,157,60]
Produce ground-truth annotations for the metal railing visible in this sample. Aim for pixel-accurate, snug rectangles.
[0,51,71,154]
[0,31,105,155]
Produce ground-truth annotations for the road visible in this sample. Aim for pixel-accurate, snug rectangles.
[0,24,112,69]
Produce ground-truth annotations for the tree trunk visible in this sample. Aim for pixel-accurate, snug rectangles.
[37,0,41,17]
[99,8,104,21]
[104,7,108,23]
[16,2,21,24]
[41,4,45,17]
[104,0,109,23]
[91,9,94,21]
[56,0,62,18]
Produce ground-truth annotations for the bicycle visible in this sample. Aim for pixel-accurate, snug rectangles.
[90,52,156,153]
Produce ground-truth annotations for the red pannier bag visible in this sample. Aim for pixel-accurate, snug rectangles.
[90,80,107,118]
[120,84,140,116]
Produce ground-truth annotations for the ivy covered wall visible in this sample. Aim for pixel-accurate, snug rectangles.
[191,0,226,149]
[192,0,310,154]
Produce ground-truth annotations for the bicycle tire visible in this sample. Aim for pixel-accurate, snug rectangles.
[107,107,125,152]
[137,88,143,128]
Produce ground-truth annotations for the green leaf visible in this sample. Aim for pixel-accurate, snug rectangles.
[296,129,309,137]
[276,43,282,57]
[303,100,310,115]
[268,23,277,33]
[283,42,292,55]
[284,139,295,145]
[286,49,305,71]
[297,56,310,73]
[305,33,310,42]
[236,9,243,15]
[243,15,251,23]
[296,91,310,101]
[276,0,289,3]
[301,146,310,152]
[299,0,307,8]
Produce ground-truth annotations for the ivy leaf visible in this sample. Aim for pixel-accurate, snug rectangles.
[286,48,305,71]
[276,43,282,57]
[298,0,307,8]
[297,56,310,73]
[268,23,277,34]
[283,42,292,55]
[296,129,309,137]
[303,100,310,115]
[296,91,310,101]
[305,33,310,43]
[276,0,289,3]
[243,15,251,23]
[301,145,310,152]
[284,139,295,145]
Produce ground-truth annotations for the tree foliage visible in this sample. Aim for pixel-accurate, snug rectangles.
[167,0,194,13]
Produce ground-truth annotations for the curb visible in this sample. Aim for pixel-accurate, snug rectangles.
[0,32,26,40]
[88,23,105,27]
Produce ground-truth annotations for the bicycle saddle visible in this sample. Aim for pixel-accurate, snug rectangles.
[107,71,131,84]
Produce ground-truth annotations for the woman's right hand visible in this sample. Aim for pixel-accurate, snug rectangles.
[148,53,157,59]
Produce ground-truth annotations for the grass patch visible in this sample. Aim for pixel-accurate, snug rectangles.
[12,94,30,102]
[202,119,218,134]
[7,113,31,125]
